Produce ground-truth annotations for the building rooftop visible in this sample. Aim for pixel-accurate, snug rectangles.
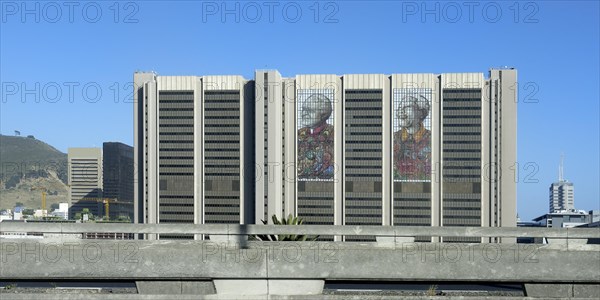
[532,210,589,221]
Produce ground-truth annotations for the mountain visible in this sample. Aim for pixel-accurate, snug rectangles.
[1,135,66,165]
[0,135,68,211]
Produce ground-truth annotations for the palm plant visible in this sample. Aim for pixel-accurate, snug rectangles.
[252,214,319,241]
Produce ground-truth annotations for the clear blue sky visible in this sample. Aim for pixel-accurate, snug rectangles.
[1,1,598,221]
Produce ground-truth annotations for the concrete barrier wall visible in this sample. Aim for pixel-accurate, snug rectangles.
[1,223,598,239]
[1,239,598,283]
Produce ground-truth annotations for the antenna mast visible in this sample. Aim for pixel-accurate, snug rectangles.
[559,153,564,182]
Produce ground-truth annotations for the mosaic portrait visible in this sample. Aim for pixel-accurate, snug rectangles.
[297,89,335,181]
[393,88,432,182]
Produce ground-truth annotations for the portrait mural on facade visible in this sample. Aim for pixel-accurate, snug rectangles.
[297,89,335,180]
[393,88,432,182]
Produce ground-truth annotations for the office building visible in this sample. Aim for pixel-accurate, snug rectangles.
[68,148,103,218]
[68,145,134,221]
[549,156,574,213]
[549,181,574,213]
[135,68,517,241]
[257,69,517,242]
[134,73,254,235]
[103,142,135,220]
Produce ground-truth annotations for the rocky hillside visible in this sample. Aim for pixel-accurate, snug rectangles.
[0,135,68,211]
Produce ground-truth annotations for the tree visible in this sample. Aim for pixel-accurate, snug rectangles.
[15,202,24,208]
[251,214,318,242]
[116,215,131,222]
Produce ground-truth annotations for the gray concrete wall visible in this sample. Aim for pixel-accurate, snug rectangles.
[1,239,598,283]
[1,223,598,239]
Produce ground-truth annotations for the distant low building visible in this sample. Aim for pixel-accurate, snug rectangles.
[50,202,69,220]
[589,210,600,223]
[533,210,591,228]
[516,220,544,244]
[13,207,23,220]
[517,221,543,227]
[0,219,132,240]
[0,209,11,222]
[33,209,48,218]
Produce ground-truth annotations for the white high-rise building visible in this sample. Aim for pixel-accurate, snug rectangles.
[549,155,574,213]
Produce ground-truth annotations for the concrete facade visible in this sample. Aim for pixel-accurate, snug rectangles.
[533,210,591,228]
[1,236,598,284]
[255,69,517,240]
[68,147,102,218]
[134,73,254,235]
[135,69,517,239]
[549,180,575,213]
